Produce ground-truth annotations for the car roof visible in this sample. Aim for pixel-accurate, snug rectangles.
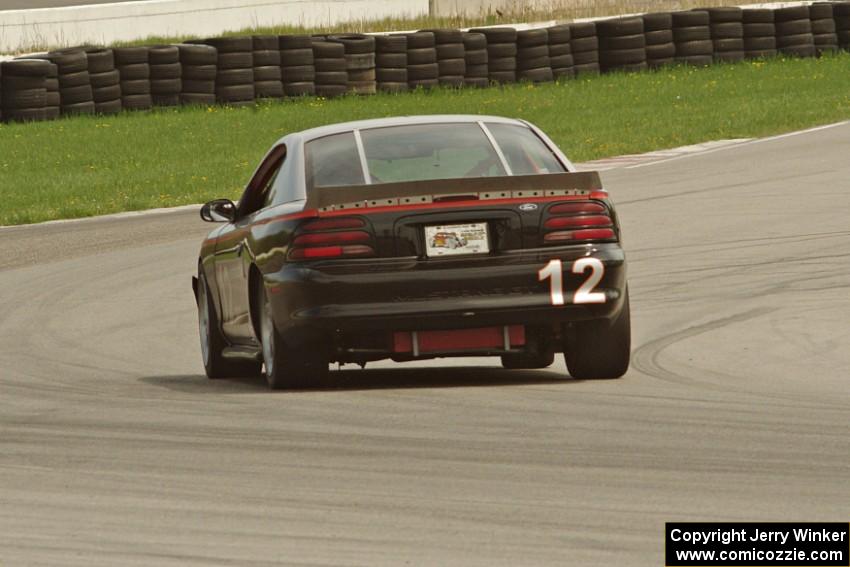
[285,114,530,144]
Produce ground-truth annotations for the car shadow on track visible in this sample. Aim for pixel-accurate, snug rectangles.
[140,365,579,394]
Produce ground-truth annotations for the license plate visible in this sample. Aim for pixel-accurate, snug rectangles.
[424,223,489,257]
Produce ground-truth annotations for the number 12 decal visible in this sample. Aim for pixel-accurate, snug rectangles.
[538,258,606,306]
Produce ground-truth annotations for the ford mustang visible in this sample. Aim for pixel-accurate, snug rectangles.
[193,115,630,389]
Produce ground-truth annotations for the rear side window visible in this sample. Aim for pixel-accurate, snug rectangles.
[305,132,366,189]
[486,123,566,175]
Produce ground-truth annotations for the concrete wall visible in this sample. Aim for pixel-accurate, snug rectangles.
[0,0,429,53]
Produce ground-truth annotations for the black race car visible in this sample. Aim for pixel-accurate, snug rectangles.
[194,115,630,389]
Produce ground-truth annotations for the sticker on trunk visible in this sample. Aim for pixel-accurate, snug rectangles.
[424,223,490,257]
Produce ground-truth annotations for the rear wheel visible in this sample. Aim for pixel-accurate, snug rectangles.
[564,289,631,379]
[501,351,555,369]
[258,281,328,390]
[197,269,262,379]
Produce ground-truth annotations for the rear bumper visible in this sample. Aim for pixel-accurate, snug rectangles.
[264,243,627,343]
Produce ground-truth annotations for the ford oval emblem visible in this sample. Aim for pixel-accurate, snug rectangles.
[518,203,538,212]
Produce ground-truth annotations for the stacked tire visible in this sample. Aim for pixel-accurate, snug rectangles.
[570,22,600,75]
[204,37,254,106]
[643,12,676,68]
[742,9,777,59]
[149,45,182,106]
[49,49,95,116]
[547,25,574,79]
[0,59,50,123]
[423,29,465,88]
[178,43,217,106]
[280,35,316,97]
[251,36,283,99]
[114,47,152,111]
[329,34,376,95]
[516,28,552,82]
[596,17,647,73]
[673,10,713,66]
[707,7,745,63]
[462,32,489,87]
[44,61,60,119]
[85,48,121,114]
[835,2,850,51]
[375,35,408,93]
[406,31,439,90]
[774,6,815,58]
[809,3,839,56]
[312,40,348,98]
[470,27,517,84]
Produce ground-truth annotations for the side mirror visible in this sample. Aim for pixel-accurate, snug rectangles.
[200,199,236,223]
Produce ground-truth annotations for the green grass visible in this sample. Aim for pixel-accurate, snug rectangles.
[1,54,850,226]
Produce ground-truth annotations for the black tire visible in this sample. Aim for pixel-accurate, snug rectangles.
[464,77,490,88]
[376,52,407,67]
[548,43,571,57]
[58,70,91,87]
[216,84,255,101]
[743,9,774,24]
[776,20,812,36]
[643,12,673,31]
[281,65,315,82]
[595,17,643,37]
[517,28,548,47]
[348,68,376,82]
[3,108,48,122]
[345,52,376,70]
[315,71,348,84]
[547,24,571,43]
[812,20,837,35]
[469,27,517,43]
[488,57,517,72]
[118,63,150,80]
[436,43,465,59]
[378,81,408,93]
[407,63,439,80]
[148,45,179,64]
[599,33,646,50]
[463,32,488,50]
[376,67,406,82]
[776,33,815,48]
[809,3,834,20]
[1,74,44,90]
[712,22,743,39]
[647,57,675,68]
[217,68,253,85]
[152,93,181,106]
[113,47,148,65]
[217,51,253,69]
[252,35,278,51]
[60,84,93,104]
[328,34,375,54]
[714,38,744,52]
[2,59,52,76]
[744,36,777,50]
[150,62,181,79]
[501,351,555,370]
[438,58,465,75]
[646,43,676,59]
[90,69,120,88]
[743,23,776,37]
[673,26,711,42]
[95,99,122,114]
[420,28,463,44]
[645,29,674,45]
[779,44,817,57]
[92,83,121,102]
[120,79,150,95]
[549,54,574,68]
[45,91,61,106]
[279,34,313,49]
[572,50,599,64]
[406,31,435,49]
[774,6,809,22]
[151,78,181,94]
[564,290,630,380]
[252,50,280,66]
[86,49,115,73]
[253,65,282,81]
[257,281,327,390]
[465,62,489,77]
[280,48,314,67]
[61,100,96,115]
[571,37,599,52]
[315,83,348,97]
[675,39,713,56]
[408,78,439,89]
[487,42,518,58]
[203,36,252,53]
[517,67,553,82]
[516,55,549,71]
[350,81,377,94]
[2,88,47,109]
[488,70,516,83]
[47,49,88,73]
[376,34,407,52]
[573,62,600,75]
[706,7,742,23]
[517,44,549,59]
[673,10,709,27]
[254,80,284,98]
[407,47,437,65]
[182,79,216,94]
[179,44,217,65]
[182,64,217,81]
[45,77,59,91]
[600,47,646,66]
[283,82,315,96]
[314,58,346,72]
[198,270,262,380]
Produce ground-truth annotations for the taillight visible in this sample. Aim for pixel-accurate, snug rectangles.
[541,201,617,245]
[289,217,376,261]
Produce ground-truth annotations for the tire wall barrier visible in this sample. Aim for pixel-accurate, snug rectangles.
[3,2,850,124]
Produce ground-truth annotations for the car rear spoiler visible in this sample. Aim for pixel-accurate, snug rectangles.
[307,171,603,212]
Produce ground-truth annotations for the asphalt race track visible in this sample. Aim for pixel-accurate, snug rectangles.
[1,123,848,566]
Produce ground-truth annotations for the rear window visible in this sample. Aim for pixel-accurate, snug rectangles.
[305,132,366,189]
[485,123,565,175]
[360,123,506,184]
